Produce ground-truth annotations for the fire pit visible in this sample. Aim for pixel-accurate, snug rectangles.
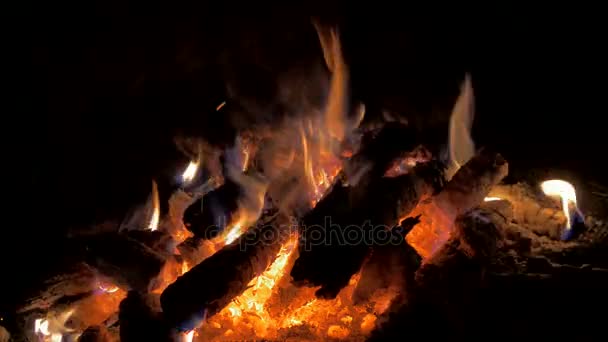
[8,12,607,342]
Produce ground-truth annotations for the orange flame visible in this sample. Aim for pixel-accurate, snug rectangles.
[148,179,160,231]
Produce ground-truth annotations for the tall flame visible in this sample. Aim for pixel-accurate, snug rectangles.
[541,179,579,231]
[148,179,160,231]
[446,74,475,180]
[182,160,200,184]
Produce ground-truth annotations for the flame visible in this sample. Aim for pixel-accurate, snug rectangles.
[148,179,160,231]
[98,283,119,294]
[34,309,76,342]
[182,330,195,342]
[181,260,190,275]
[446,74,475,180]
[541,179,579,231]
[182,160,200,184]
[484,196,503,202]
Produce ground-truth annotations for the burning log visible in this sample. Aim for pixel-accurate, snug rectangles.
[83,233,167,292]
[182,178,241,239]
[161,212,294,331]
[406,149,508,259]
[291,159,444,299]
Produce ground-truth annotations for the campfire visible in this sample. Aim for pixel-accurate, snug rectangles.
[9,21,605,342]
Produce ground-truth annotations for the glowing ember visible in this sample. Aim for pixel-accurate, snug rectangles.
[182,160,200,184]
[216,101,226,111]
[541,179,579,231]
[484,196,503,202]
[148,179,160,231]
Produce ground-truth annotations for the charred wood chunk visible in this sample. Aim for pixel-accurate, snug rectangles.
[119,292,172,342]
[416,207,506,302]
[123,230,176,256]
[183,178,241,239]
[83,233,166,293]
[353,236,421,305]
[161,213,293,331]
[406,149,508,259]
[291,161,442,299]
[343,122,419,180]
[79,325,114,342]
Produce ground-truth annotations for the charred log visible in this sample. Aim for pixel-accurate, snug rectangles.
[406,149,508,259]
[161,213,293,331]
[353,230,421,305]
[79,325,115,342]
[291,160,443,299]
[370,207,506,340]
[183,177,241,239]
[83,233,167,293]
[119,292,172,342]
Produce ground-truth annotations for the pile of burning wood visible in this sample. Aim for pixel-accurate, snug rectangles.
[8,22,606,342]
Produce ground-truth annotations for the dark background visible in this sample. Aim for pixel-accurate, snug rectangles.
[6,0,606,327]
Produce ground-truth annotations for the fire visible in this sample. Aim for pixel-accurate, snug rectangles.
[181,260,190,275]
[541,179,580,231]
[182,160,200,184]
[148,179,160,231]
[446,74,475,180]
[484,196,503,202]
[203,235,299,338]
[34,309,76,342]
[97,282,119,294]
[182,330,195,342]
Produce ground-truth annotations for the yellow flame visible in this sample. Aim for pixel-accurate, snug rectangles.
[447,74,475,180]
[216,101,226,111]
[98,284,119,294]
[34,309,75,342]
[182,330,195,342]
[148,179,160,231]
[181,261,190,275]
[182,160,200,184]
[224,222,244,245]
[484,196,503,202]
[541,179,578,230]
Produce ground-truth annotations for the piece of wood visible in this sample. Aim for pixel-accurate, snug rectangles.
[291,160,443,299]
[118,292,173,342]
[161,213,293,331]
[83,233,167,293]
[182,178,241,239]
[406,149,508,259]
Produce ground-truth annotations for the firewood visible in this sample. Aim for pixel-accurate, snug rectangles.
[406,149,508,259]
[291,160,444,299]
[118,292,172,342]
[160,212,294,331]
[83,233,167,293]
[182,177,241,239]
[79,325,116,342]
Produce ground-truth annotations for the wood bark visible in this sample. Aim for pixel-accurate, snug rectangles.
[161,213,293,331]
